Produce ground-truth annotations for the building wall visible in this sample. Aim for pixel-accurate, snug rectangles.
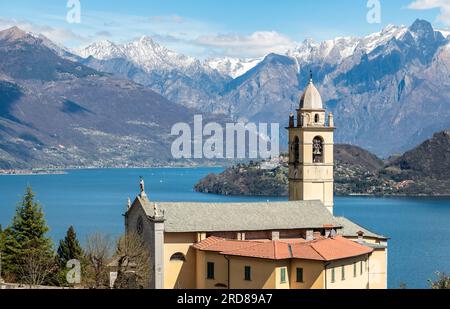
[325,256,369,289]
[163,232,197,289]
[340,238,388,289]
[368,249,388,289]
[274,264,291,289]
[290,260,324,289]
[196,251,229,289]
[126,202,157,288]
[229,257,285,289]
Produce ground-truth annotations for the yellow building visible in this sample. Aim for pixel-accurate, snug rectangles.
[124,76,388,289]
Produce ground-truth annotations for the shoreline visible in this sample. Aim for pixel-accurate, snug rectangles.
[193,191,450,199]
[0,170,68,176]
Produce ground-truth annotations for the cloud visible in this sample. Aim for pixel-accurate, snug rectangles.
[408,0,450,25]
[192,31,297,58]
[0,11,297,59]
[0,18,90,45]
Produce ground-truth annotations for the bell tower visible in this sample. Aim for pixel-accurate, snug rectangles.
[288,73,335,214]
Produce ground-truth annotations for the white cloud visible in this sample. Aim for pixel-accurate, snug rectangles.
[192,31,297,58]
[408,0,450,25]
[0,18,88,44]
[0,11,296,58]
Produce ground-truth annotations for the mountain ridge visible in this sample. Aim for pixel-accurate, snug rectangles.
[0,27,229,169]
[73,19,450,156]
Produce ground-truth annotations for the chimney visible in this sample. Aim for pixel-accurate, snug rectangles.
[323,224,334,238]
[306,230,314,241]
[357,231,364,244]
[271,231,280,241]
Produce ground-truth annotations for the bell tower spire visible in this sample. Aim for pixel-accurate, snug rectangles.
[287,73,335,214]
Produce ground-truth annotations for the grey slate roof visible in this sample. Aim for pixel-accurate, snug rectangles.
[335,217,388,240]
[137,197,341,233]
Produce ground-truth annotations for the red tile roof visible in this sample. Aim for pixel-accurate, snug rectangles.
[221,241,292,260]
[193,236,264,252]
[306,236,373,261]
[194,236,373,261]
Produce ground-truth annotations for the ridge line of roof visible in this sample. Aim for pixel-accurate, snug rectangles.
[336,216,388,239]
[306,241,328,261]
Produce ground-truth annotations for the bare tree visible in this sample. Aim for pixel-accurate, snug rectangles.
[17,249,56,288]
[113,233,150,289]
[84,233,112,289]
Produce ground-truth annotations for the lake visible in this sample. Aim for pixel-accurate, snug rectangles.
[0,168,449,289]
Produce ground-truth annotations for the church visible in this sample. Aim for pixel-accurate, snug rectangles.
[124,77,388,289]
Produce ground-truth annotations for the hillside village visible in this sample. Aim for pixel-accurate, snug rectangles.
[195,132,450,197]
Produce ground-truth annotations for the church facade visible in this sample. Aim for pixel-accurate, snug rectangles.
[124,78,388,289]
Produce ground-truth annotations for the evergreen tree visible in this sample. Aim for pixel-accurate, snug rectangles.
[0,224,4,250]
[0,224,5,280]
[57,226,83,268]
[56,226,84,286]
[3,186,55,284]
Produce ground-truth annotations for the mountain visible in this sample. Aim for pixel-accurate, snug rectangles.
[218,20,449,156]
[386,131,450,180]
[204,57,263,79]
[76,20,449,157]
[0,27,225,169]
[194,133,450,197]
[77,37,231,110]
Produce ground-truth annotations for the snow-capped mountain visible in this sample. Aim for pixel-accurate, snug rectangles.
[204,57,263,79]
[286,25,408,69]
[437,29,450,38]
[74,19,449,156]
[78,36,199,73]
[76,25,410,79]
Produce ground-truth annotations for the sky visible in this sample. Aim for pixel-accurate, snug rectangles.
[0,0,449,58]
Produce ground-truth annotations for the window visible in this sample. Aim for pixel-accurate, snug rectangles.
[341,266,345,281]
[280,267,287,283]
[207,262,215,280]
[244,266,252,281]
[315,114,320,123]
[354,263,357,277]
[331,268,335,283]
[293,136,300,163]
[312,136,324,163]
[361,261,364,275]
[136,216,144,235]
[170,252,186,262]
[296,268,304,283]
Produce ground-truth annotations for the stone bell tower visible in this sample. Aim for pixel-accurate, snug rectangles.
[288,73,335,214]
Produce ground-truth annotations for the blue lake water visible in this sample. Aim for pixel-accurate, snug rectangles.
[0,168,449,289]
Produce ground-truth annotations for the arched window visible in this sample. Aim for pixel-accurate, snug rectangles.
[313,136,324,163]
[293,136,300,163]
[215,283,228,288]
[170,252,186,262]
[315,114,320,123]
